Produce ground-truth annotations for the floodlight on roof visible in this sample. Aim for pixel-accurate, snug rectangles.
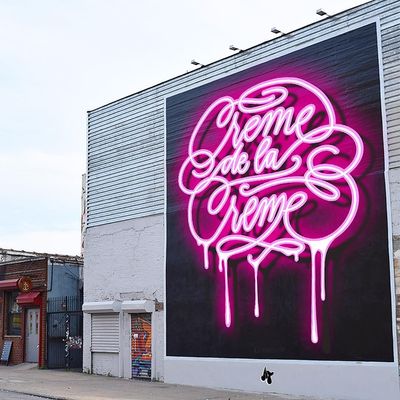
[271,27,286,35]
[229,45,243,52]
[316,8,330,17]
[191,59,204,67]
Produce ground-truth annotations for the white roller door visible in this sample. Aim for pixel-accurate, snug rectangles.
[91,313,119,353]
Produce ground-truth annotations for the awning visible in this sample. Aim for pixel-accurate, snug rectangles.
[82,301,121,314]
[0,279,19,290]
[16,291,41,306]
[121,300,154,313]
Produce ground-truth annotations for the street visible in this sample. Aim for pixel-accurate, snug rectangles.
[0,391,51,400]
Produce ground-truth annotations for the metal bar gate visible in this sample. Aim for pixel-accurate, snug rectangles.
[47,295,83,369]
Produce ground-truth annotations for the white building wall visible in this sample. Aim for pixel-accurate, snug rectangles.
[391,168,400,361]
[83,214,164,380]
[92,353,119,376]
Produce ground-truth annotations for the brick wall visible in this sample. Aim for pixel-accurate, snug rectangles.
[0,292,24,365]
[0,258,47,366]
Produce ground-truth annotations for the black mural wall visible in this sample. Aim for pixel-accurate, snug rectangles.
[166,24,393,362]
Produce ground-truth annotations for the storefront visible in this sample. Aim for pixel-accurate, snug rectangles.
[0,251,83,368]
[0,259,47,366]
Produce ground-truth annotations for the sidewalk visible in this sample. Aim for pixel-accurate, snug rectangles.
[0,364,312,400]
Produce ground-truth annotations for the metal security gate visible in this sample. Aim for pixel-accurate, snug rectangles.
[91,313,119,352]
[47,295,83,369]
[131,313,152,378]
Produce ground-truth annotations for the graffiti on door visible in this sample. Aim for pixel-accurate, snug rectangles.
[131,314,152,378]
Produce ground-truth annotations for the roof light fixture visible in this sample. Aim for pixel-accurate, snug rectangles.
[271,27,286,35]
[191,59,204,67]
[316,8,330,17]
[229,45,243,52]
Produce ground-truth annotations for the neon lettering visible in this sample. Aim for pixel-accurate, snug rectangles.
[178,77,363,343]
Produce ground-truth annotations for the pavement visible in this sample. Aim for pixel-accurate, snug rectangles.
[0,390,52,400]
[0,364,316,400]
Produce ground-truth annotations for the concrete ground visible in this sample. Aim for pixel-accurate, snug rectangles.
[0,390,52,400]
[0,364,316,400]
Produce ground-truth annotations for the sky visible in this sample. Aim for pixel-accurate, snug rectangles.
[0,0,370,256]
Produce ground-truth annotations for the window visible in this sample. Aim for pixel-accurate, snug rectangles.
[6,291,22,336]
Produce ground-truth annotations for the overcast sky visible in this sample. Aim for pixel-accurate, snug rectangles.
[0,0,369,255]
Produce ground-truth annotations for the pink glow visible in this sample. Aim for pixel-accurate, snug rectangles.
[178,77,363,343]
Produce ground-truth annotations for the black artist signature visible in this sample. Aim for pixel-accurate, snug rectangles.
[261,367,274,384]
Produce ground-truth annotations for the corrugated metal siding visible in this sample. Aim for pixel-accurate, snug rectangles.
[382,20,400,168]
[87,0,400,228]
[91,314,119,353]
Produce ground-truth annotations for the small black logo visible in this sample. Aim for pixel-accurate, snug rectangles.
[261,367,274,384]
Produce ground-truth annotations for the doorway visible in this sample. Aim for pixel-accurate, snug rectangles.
[131,313,152,378]
[25,308,39,363]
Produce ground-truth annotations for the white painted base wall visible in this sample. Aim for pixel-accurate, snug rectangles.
[92,353,119,376]
[83,215,165,380]
[165,358,400,400]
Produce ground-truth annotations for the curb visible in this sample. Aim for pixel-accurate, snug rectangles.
[0,389,70,400]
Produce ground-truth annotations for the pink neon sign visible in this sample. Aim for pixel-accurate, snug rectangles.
[178,77,363,343]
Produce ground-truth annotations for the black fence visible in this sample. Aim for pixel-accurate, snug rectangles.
[47,295,83,369]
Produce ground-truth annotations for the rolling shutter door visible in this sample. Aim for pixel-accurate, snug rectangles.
[91,313,119,353]
[131,313,152,378]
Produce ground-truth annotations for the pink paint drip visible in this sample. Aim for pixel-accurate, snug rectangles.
[178,77,363,343]
[253,264,260,318]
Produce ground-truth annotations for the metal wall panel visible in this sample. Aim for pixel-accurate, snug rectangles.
[87,0,400,227]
